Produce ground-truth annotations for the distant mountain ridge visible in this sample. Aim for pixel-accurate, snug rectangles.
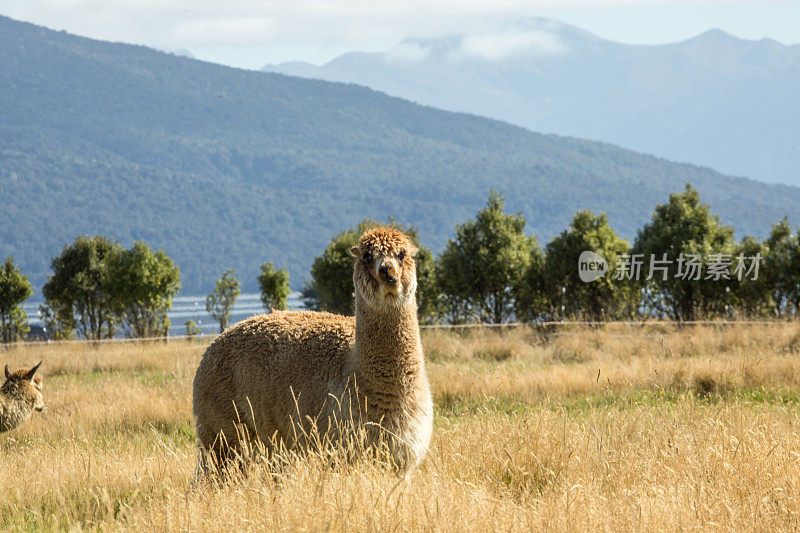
[263,18,800,186]
[1,15,799,295]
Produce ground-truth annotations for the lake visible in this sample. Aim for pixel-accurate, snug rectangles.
[22,292,308,337]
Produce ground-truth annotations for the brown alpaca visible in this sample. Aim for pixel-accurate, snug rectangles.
[1,362,45,434]
[192,227,433,473]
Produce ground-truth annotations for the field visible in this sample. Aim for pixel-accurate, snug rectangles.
[2,323,800,530]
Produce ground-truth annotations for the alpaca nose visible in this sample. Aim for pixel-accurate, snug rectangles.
[379,263,398,283]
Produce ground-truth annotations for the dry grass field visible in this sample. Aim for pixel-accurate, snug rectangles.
[2,322,800,531]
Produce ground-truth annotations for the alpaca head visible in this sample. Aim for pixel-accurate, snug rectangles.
[3,361,45,412]
[350,227,419,310]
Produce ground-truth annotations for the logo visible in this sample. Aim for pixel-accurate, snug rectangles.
[579,251,608,282]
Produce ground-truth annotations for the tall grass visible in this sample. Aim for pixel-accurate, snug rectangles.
[1,323,799,530]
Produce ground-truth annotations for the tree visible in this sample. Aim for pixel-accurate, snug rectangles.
[731,235,772,317]
[304,225,361,315]
[0,257,33,343]
[206,270,241,333]
[258,262,291,311]
[107,242,181,337]
[42,235,121,340]
[437,191,535,324]
[763,218,800,316]
[38,302,75,340]
[185,319,201,337]
[633,184,736,320]
[413,246,443,324]
[513,245,547,322]
[303,219,436,318]
[538,210,635,321]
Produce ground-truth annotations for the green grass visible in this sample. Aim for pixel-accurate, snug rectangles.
[436,386,800,422]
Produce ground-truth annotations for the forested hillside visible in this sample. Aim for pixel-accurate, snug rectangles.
[2,15,799,293]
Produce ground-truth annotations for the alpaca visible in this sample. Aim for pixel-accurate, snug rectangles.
[192,227,433,473]
[1,362,45,434]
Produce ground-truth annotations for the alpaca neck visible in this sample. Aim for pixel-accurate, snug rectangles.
[352,294,424,395]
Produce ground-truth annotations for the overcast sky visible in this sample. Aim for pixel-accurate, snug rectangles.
[1,1,798,70]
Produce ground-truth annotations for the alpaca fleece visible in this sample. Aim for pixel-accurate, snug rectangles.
[1,364,44,434]
[193,227,433,472]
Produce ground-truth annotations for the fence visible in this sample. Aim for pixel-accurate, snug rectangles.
[0,319,795,348]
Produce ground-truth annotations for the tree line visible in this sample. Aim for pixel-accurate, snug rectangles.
[301,185,800,324]
[0,235,294,341]
[1,183,798,342]
[1,237,183,341]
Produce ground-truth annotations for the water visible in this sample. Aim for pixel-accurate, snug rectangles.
[22,292,307,337]
[167,292,306,335]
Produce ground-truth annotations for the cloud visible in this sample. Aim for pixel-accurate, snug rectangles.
[171,17,276,45]
[384,42,431,62]
[0,0,637,47]
[455,29,565,60]
[1,0,796,68]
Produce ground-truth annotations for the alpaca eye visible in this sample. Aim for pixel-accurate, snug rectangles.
[398,251,406,262]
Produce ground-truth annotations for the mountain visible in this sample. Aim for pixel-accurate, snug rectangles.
[263,18,800,186]
[156,46,195,59]
[2,16,800,295]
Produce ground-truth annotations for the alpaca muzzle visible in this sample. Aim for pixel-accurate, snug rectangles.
[377,261,399,285]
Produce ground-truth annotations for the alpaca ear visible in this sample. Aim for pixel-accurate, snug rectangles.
[24,361,41,381]
[409,243,419,257]
[349,246,361,258]
[4,365,9,380]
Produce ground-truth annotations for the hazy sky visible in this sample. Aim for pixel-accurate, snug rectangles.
[1,1,798,69]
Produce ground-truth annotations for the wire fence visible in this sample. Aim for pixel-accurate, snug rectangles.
[418,319,793,329]
[0,333,217,348]
[1,319,796,349]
